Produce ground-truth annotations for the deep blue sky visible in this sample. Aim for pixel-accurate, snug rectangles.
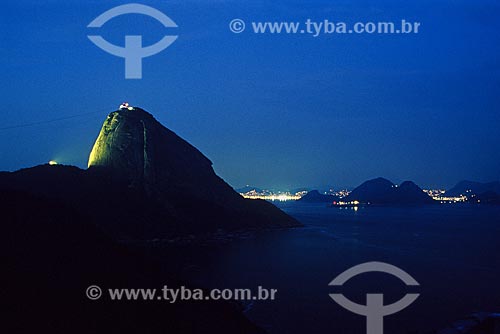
[1,0,499,190]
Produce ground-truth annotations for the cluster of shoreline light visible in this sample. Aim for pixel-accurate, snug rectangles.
[423,189,445,198]
[239,188,305,201]
[240,193,302,201]
[240,188,353,202]
[333,200,361,206]
[432,195,468,203]
[424,189,469,203]
[327,189,351,198]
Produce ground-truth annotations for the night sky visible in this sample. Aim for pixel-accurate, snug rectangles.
[1,0,499,190]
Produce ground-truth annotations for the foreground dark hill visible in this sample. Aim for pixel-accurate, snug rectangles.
[0,107,300,239]
[345,177,434,205]
[3,190,263,334]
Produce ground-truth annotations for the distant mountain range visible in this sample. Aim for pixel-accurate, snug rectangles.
[237,179,500,206]
[293,178,434,205]
[344,177,434,205]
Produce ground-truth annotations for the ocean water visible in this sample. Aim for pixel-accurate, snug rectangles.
[164,203,500,334]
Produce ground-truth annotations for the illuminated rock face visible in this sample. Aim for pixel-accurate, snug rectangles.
[88,108,241,205]
[88,109,154,185]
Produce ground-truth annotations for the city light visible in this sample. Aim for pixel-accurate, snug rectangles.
[334,200,362,206]
[241,193,302,201]
[434,195,468,203]
[423,189,468,203]
[327,189,351,198]
[239,188,304,201]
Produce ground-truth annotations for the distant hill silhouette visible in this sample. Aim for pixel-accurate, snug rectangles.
[446,180,500,197]
[345,177,394,202]
[0,108,300,240]
[298,190,337,203]
[344,177,434,205]
[445,180,500,205]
